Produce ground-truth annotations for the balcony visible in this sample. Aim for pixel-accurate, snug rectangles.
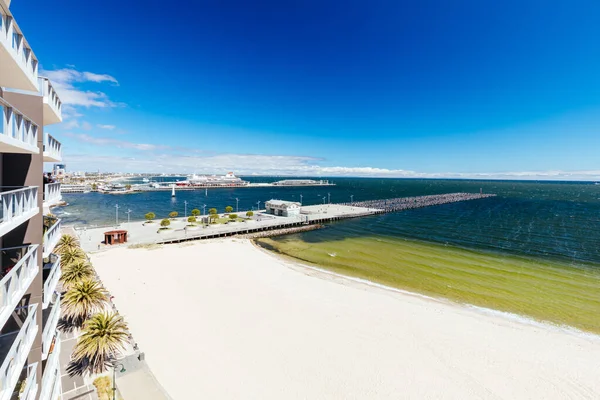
[0,245,38,330]
[0,100,40,154]
[42,217,60,258]
[42,254,60,309]
[0,186,39,238]
[0,6,39,91]
[0,304,38,400]
[41,294,60,360]
[39,336,60,400]
[17,362,38,400]
[43,134,61,162]
[39,78,62,125]
[43,183,61,209]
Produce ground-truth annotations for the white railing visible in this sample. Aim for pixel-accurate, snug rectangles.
[0,8,39,89]
[43,182,62,207]
[39,336,61,400]
[0,100,39,153]
[43,134,62,161]
[43,254,61,309]
[42,295,60,359]
[43,218,61,258]
[0,304,38,400]
[39,78,62,121]
[19,362,39,400]
[0,186,39,237]
[0,245,38,329]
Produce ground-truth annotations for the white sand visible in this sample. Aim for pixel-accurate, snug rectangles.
[91,239,600,400]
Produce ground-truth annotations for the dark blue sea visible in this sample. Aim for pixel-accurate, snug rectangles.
[54,178,600,265]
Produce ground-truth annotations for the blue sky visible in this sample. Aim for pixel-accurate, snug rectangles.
[12,0,600,179]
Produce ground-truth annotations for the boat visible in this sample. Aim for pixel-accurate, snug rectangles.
[60,184,91,193]
[142,178,150,183]
[100,183,135,194]
[177,172,249,187]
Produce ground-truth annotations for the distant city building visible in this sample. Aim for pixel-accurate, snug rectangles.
[53,163,66,176]
[265,200,301,217]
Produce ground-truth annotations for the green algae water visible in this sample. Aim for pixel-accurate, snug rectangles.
[58,178,600,333]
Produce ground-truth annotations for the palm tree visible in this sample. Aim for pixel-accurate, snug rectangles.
[67,312,129,376]
[55,234,80,255]
[60,247,86,267]
[62,279,109,327]
[60,261,95,289]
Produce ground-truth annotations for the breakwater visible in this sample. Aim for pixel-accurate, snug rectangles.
[240,224,324,239]
[342,193,495,212]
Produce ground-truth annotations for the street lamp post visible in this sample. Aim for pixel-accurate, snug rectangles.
[328,192,331,204]
[235,197,239,213]
[115,204,120,226]
[350,195,354,203]
[126,209,132,224]
[184,200,188,218]
[257,200,261,211]
[300,194,303,205]
[112,362,126,400]
[322,196,326,204]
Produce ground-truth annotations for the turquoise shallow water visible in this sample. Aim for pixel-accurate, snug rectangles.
[55,178,600,265]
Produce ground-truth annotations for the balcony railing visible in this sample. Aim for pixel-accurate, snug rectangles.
[42,217,61,258]
[43,254,61,309]
[19,362,38,400]
[0,186,39,237]
[42,294,60,360]
[43,182,62,208]
[0,100,39,154]
[0,245,38,330]
[0,304,38,400]
[0,6,39,91]
[43,133,62,162]
[39,77,62,125]
[39,335,60,400]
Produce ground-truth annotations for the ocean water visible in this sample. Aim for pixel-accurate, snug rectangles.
[56,178,600,265]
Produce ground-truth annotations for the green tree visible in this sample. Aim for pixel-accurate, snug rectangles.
[169,211,178,219]
[229,214,238,220]
[145,212,156,222]
[160,219,170,228]
[62,279,109,327]
[187,216,197,223]
[67,312,129,376]
[91,183,98,191]
[209,214,218,223]
[60,247,86,268]
[225,206,233,213]
[55,234,80,256]
[125,184,132,190]
[191,209,200,217]
[246,211,254,217]
[60,261,95,290]
[208,208,217,215]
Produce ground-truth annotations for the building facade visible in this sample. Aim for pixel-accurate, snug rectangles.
[265,200,301,217]
[0,0,64,398]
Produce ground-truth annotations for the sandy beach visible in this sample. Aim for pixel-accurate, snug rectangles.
[90,239,600,399]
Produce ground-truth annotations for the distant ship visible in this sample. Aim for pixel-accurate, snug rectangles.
[177,172,249,187]
[142,178,150,183]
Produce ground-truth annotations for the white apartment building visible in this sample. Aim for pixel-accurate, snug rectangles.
[0,0,63,398]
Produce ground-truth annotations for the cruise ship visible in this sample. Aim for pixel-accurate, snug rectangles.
[0,0,64,398]
[177,172,249,187]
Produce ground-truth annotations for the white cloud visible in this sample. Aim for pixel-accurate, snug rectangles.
[59,142,600,181]
[81,121,93,131]
[42,67,119,109]
[97,124,116,130]
[64,133,168,152]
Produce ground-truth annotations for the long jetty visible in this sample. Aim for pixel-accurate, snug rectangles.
[157,192,494,245]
